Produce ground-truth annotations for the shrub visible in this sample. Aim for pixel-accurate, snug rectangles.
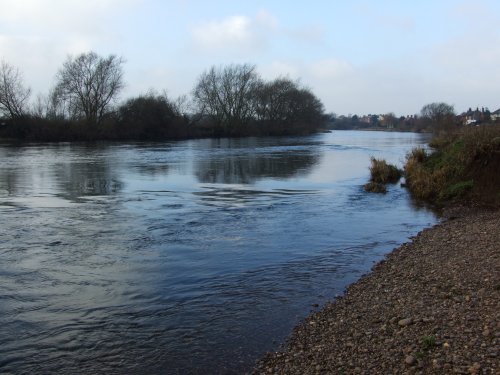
[404,125,500,206]
[442,180,474,200]
[404,149,448,201]
[364,181,387,194]
[407,147,427,163]
[368,157,402,184]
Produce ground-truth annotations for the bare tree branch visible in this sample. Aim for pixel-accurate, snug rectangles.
[54,52,124,125]
[0,60,31,119]
[193,64,259,128]
[421,102,455,133]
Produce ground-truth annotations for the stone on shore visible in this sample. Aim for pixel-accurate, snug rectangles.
[253,208,499,374]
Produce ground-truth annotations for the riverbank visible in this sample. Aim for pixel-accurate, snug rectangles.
[404,125,500,207]
[253,207,499,374]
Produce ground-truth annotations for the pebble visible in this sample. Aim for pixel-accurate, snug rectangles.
[469,362,481,374]
[405,355,416,366]
[252,210,500,375]
[398,318,413,327]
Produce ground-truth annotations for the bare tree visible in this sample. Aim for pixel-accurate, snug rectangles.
[31,93,50,119]
[380,112,397,128]
[54,52,124,125]
[254,77,296,122]
[0,60,31,119]
[286,86,324,126]
[421,102,455,133]
[255,77,324,132]
[193,64,260,128]
[171,94,191,117]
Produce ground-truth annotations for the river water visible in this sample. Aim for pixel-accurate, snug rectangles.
[0,131,437,374]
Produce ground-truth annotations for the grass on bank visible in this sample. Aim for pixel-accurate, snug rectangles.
[404,125,500,207]
[364,158,403,193]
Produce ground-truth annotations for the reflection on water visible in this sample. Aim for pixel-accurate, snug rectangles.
[0,131,436,374]
[193,138,319,184]
[0,143,124,201]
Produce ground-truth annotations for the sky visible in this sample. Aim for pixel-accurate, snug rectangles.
[1,0,499,116]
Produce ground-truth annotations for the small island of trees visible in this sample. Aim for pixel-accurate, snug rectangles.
[0,52,325,141]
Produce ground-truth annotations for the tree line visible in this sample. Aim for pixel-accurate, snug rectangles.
[327,102,457,133]
[327,101,498,134]
[0,52,325,141]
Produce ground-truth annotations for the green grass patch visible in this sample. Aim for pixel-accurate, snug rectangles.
[421,335,437,351]
[442,180,474,200]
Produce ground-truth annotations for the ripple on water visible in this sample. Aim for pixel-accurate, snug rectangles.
[0,132,436,374]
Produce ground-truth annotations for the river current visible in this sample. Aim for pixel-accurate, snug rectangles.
[0,131,437,374]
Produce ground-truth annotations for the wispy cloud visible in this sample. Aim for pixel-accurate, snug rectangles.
[309,59,354,79]
[190,10,325,56]
[190,12,276,54]
[0,0,139,94]
[192,16,255,49]
[0,0,138,32]
[259,61,301,80]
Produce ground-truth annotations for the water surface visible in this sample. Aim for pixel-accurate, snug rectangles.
[0,131,436,374]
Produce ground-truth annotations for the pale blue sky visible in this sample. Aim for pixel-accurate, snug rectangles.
[1,0,499,115]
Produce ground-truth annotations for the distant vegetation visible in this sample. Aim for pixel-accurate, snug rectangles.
[327,101,499,133]
[2,52,498,144]
[0,53,325,141]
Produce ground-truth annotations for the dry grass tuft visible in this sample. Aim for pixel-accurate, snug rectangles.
[364,181,387,194]
[368,157,402,184]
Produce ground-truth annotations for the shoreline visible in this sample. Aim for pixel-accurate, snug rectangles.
[253,207,499,374]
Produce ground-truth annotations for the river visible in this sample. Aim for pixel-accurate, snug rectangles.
[0,131,437,374]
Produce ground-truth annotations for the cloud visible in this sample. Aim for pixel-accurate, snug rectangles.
[284,25,325,44]
[428,33,500,111]
[433,36,500,73]
[259,57,439,116]
[309,59,354,80]
[431,0,500,88]
[189,10,324,56]
[191,15,255,50]
[259,61,301,81]
[0,0,137,33]
[0,0,140,94]
[352,3,416,33]
[376,15,415,33]
[452,0,495,22]
[190,11,279,54]
[255,10,279,30]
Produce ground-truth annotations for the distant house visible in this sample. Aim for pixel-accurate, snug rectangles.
[462,107,489,125]
[491,109,500,122]
[359,116,371,124]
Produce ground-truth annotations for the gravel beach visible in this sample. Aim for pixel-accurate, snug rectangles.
[253,208,499,374]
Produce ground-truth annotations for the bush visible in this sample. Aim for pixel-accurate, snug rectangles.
[443,180,474,200]
[404,125,500,206]
[117,94,188,139]
[404,149,448,201]
[407,147,427,163]
[364,181,387,194]
[368,157,402,184]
